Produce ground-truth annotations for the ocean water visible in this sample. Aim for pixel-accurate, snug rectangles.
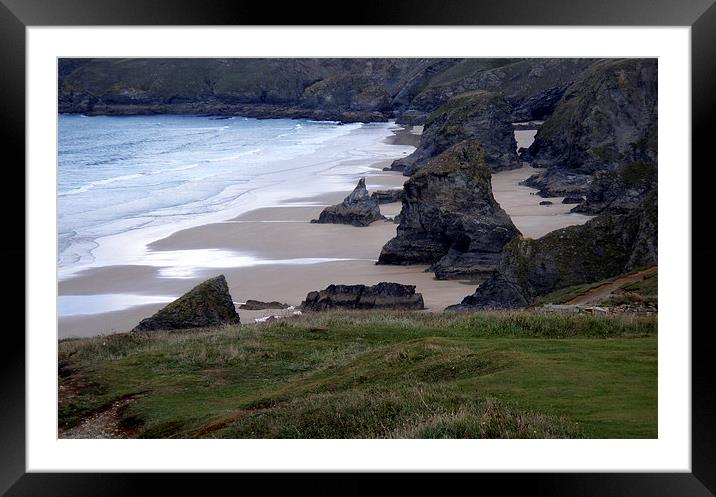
[58,115,413,280]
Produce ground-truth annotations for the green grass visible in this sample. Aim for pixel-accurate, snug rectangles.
[59,311,657,439]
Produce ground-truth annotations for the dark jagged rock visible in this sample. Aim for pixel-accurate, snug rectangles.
[562,196,584,204]
[388,92,519,176]
[311,178,385,227]
[448,192,657,311]
[378,141,521,280]
[447,276,530,311]
[300,282,424,311]
[539,201,553,206]
[370,189,403,204]
[239,300,290,310]
[522,58,657,198]
[132,275,240,331]
[571,162,657,215]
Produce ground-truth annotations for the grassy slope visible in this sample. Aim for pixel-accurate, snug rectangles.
[59,311,657,439]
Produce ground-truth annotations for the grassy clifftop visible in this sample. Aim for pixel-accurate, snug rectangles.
[59,310,657,439]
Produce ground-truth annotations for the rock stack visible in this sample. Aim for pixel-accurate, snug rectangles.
[132,275,240,331]
[311,178,385,227]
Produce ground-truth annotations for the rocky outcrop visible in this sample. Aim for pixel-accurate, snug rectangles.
[405,58,599,122]
[311,178,385,227]
[448,192,657,311]
[239,300,290,310]
[132,275,240,331]
[571,161,657,215]
[387,92,519,176]
[562,196,584,204]
[301,282,424,311]
[378,141,521,280]
[522,58,657,198]
[370,189,403,204]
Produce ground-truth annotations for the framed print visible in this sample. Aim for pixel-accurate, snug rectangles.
[3,0,715,495]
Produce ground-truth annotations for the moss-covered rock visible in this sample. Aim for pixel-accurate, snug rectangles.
[388,91,519,175]
[378,141,521,280]
[133,275,240,331]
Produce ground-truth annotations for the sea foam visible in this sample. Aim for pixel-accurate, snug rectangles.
[58,115,413,279]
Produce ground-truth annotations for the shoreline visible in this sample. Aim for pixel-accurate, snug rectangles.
[57,123,593,339]
[58,124,473,338]
[58,119,415,281]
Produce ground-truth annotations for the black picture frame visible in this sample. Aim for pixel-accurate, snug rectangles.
[3,1,714,495]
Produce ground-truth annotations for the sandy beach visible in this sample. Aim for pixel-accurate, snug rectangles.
[58,179,476,337]
[491,165,594,239]
[59,125,473,337]
[58,125,591,338]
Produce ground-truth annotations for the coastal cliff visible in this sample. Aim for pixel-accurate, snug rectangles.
[377,141,520,280]
[522,58,658,211]
[58,58,599,125]
[448,191,657,310]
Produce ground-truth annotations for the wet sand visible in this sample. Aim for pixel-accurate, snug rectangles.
[58,214,474,337]
[58,125,474,338]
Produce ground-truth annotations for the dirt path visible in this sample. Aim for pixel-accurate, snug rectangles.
[565,266,658,306]
[58,361,143,439]
[59,396,141,439]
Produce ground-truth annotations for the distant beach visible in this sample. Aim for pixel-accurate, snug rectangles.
[58,119,590,338]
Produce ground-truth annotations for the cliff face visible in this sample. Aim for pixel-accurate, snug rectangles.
[522,58,658,205]
[377,141,521,280]
[388,91,519,176]
[58,58,600,125]
[59,58,442,122]
[449,191,657,310]
[407,58,599,122]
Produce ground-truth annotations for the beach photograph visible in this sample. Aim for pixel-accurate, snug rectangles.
[57,58,657,439]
